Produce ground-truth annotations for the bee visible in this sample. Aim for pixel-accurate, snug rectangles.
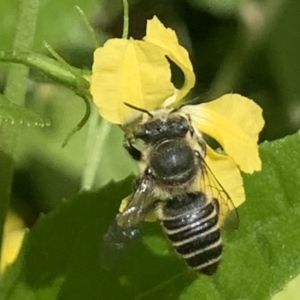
[102,103,238,275]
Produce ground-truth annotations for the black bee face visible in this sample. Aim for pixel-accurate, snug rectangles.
[133,114,190,143]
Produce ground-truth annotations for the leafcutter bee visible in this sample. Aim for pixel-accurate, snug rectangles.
[102,103,238,275]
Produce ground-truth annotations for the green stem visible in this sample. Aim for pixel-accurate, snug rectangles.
[62,95,91,148]
[122,0,129,39]
[79,1,122,189]
[80,108,111,190]
[0,0,39,264]
[0,50,92,147]
[0,51,90,94]
[75,5,100,48]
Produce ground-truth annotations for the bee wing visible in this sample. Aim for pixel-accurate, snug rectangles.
[115,177,154,228]
[199,157,239,230]
[101,176,154,270]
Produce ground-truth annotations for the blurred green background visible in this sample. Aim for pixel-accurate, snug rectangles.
[0,0,299,235]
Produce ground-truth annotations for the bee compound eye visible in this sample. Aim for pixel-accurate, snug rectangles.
[194,150,200,158]
[146,168,153,176]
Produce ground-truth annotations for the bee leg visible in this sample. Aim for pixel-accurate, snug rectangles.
[123,138,142,161]
[152,200,165,220]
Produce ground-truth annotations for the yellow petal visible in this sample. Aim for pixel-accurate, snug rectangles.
[1,229,25,274]
[144,16,195,101]
[181,103,261,173]
[1,211,26,274]
[201,94,264,143]
[3,210,24,235]
[206,147,245,207]
[90,38,174,124]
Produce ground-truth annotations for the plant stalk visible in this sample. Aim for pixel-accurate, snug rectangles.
[0,0,39,262]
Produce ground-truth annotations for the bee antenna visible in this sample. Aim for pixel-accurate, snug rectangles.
[171,96,202,113]
[124,102,153,118]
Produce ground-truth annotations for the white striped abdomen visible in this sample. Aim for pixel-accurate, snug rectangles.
[160,192,222,275]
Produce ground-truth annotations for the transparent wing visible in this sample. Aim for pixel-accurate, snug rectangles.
[199,157,239,230]
[101,176,154,270]
[115,177,154,228]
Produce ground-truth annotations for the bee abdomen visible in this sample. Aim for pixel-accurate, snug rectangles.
[160,192,222,275]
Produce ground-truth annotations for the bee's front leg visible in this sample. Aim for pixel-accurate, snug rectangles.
[123,137,142,161]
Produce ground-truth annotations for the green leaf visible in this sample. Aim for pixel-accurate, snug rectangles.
[2,132,300,299]
[0,94,50,127]
[272,273,300,300]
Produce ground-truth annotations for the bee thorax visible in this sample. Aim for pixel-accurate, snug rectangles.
[149,139,197,186]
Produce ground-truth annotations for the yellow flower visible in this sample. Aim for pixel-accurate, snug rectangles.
[90,16,264,212]
[90,16,194,124]
[1,211,26,274]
